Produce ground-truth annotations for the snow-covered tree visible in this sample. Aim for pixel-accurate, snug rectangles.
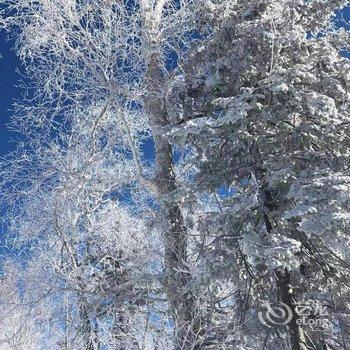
[0,0,207,348]
[165,0,350,349]
[0,109,167,349]
[0,0,349,349]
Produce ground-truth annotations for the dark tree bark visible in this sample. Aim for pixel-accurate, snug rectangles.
[251,141,308,350]
[144,53,199,349]
[276,269,308,350]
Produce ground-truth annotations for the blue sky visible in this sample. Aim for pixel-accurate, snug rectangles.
[0,28,21,155]
[0,7,349,157]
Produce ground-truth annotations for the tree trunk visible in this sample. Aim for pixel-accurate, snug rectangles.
[79,302,95,350]
[276,270,308,350]
[144,53,198,349]
[251,142,308,350]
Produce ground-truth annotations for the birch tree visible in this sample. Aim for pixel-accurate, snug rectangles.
[0,0,207,348]
[1,108,169,349]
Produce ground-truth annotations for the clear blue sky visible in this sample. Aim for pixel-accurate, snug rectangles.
[0,7,349,156]
[0,28,21,155]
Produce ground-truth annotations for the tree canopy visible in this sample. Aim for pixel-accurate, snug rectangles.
[0,1,350,349]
